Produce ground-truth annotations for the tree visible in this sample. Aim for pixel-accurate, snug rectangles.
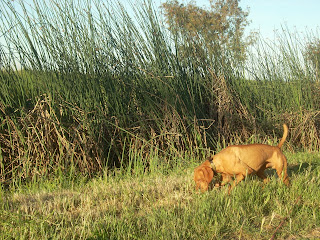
[161,0,252,65]
[306,39,320,78]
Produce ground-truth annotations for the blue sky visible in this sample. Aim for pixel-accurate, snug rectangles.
[1,0,320,49]
[156,0,320,39]
[3,0,320,39]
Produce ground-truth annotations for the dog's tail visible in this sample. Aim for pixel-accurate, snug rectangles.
[277,124,288,149]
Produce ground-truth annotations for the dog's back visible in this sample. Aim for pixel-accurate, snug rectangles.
[214,144,282,172]
[208,124,290,189]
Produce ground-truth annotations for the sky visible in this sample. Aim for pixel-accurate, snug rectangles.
[156,0,320,40]
[1,0,320,56]
[2,0,320,40]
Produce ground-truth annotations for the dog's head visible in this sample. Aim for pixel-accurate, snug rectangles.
[194,160,214,192]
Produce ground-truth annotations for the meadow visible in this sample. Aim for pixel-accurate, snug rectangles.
[1,152,320,239]
[0,0,319,239]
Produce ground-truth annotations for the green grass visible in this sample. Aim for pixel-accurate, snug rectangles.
[0,1,319,238]
[1,151,319,239]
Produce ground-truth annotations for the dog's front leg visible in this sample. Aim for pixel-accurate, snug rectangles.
[220,174,232,187]
[228,174,245,194]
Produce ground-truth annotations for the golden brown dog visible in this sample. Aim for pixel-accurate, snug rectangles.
[208,124,290,192]
[194,160,214,192]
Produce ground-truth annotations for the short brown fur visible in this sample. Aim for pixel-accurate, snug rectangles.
[209,124,290,192]
[194,160,214,192]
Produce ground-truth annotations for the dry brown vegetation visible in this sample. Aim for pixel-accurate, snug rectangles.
[0,94,103,184]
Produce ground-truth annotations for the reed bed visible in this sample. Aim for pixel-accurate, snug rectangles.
[0,0,319,184]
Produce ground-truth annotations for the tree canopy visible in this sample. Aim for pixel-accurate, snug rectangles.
[161,0,252,64]
[306,39,320,78]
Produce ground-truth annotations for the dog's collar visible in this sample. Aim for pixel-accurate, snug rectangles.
[210,161,216,171]
[207,156,216,171]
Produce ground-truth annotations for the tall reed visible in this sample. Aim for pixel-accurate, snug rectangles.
[0,0,319,184]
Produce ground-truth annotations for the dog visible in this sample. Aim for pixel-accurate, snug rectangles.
[208,124,290,192]
[194,160,214,192]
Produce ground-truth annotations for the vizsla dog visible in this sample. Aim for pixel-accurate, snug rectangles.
[194,160,214,192]
[208,124,290,192]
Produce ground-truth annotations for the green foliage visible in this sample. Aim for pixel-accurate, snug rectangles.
[305,37,320,77]
[0,0,319,185]
[0,2,319,238]
[161,0,253,65]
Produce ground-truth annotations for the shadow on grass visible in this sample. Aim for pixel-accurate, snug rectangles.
[265,162,320,180]
[259,162,319,179]
[288,159,320,177]
[287,162,320,176]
